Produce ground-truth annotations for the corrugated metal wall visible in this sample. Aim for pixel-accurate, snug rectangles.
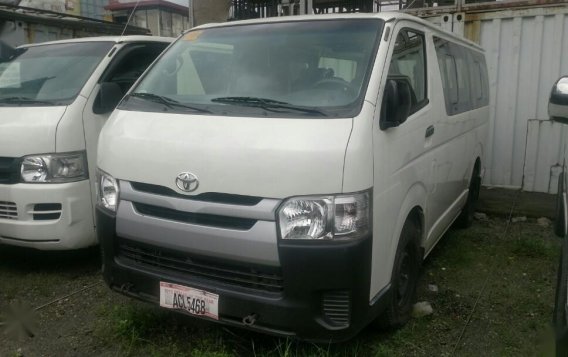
[464,7,568,193]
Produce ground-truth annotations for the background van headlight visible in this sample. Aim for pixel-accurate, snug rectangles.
[96,170,119,212]
[278,191,370,240]
[20,152,87,183]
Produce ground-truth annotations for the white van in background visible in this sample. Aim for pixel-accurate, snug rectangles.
[550,76,568,356]
[96,14,489,340]
[0,36,171,250]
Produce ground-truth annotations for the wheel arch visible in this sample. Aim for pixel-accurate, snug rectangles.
[388,183,427,266]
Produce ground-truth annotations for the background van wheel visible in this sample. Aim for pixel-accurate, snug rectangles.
[375,218,421,329]
[455,166,481,229]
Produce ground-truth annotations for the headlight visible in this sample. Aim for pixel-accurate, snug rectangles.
[96,169,119,212]
[278,191,370,240]
[20,152,87,183]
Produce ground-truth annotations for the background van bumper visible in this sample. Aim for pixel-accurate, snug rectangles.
[0,181,96,250]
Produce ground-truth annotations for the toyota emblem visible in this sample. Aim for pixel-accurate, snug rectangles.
[175,172,199,192]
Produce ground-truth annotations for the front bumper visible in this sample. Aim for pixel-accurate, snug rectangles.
[0,180,96,250]
[97,207,390,341]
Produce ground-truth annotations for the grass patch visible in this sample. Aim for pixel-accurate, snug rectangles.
[512,236,557,258]
[95,301,234,357]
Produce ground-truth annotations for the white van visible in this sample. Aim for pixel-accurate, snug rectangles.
[0,36,171,250]
[550,76,568,355]
[96,13,489,340]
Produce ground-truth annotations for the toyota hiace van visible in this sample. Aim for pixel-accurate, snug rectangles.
[96,14,489,340]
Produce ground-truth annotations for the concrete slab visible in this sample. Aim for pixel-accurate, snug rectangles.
[478,187,556,218]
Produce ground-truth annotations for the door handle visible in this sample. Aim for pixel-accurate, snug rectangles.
[425,125,435,138]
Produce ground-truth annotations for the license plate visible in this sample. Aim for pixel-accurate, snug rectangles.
[159,282,219,320]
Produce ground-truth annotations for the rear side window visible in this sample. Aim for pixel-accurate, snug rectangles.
[388,28,428,114]
[440,54,458,105]
[434,37,488,116]
[469,52,489,109]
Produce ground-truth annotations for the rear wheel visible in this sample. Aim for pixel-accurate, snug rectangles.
[455,165,481,229]
[376,218,421,329]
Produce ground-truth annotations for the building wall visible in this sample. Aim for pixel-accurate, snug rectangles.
[0,18,134,47]
[113,7,188,36]
[193,0,231,26]
[80,0,110,20]
[16,0,110,19]
[462,6,568,193]
[19,0,65,12]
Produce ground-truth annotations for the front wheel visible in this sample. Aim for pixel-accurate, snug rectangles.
[376,218,421,329]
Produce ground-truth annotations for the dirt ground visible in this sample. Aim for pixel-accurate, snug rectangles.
[0,189,563,356]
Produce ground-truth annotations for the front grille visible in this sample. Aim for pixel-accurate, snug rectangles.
[0,201,17,220]
[130,181,263,206]
[133,202,257,230]
[322,291,351,327]
[117,239,284,293]
[31,203,62,221]
[0,157,19,185]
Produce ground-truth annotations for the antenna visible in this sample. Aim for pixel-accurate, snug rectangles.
[120,0,142,37]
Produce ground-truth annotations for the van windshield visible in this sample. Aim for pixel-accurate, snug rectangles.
[0,41,113,106]
[124,19,384,118]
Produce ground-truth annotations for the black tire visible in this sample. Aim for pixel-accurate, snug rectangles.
[376,218,421,329]
[455,165,481,229]
[555,172,566,238]
[554,237,568,357]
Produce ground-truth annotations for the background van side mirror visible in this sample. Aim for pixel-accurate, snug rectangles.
[549,76,568,124]
[94,82,124,115]
[380,77,412,130]
[0,41,16,63]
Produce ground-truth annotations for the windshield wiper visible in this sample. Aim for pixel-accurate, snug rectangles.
[211,96,327,116]
[129,92,211,114]
[0,97,55,105]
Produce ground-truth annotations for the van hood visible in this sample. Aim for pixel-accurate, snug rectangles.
[0,106,67,157]
[98,110,353,199]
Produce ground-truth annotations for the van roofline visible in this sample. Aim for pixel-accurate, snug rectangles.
[17,35,173,49]
[191,12,484,52]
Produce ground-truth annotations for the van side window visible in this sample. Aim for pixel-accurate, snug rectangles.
[388,29,428,114]
[471,60,483,101]
[434,37,488,115]
[470,52,489,108]
[454,48,471,112]
[440,54,458,106]
[93,42,168,114]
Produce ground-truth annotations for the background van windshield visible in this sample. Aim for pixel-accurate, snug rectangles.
[0,41,113,105]
[127,19,383,118]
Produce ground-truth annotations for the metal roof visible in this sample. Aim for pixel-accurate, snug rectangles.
[0,3,149,35]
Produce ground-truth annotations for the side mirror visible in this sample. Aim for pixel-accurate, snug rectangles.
[0,41,16,63]
[94,82,123,114]
[380,77,412,130]
[549,76,568,124]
